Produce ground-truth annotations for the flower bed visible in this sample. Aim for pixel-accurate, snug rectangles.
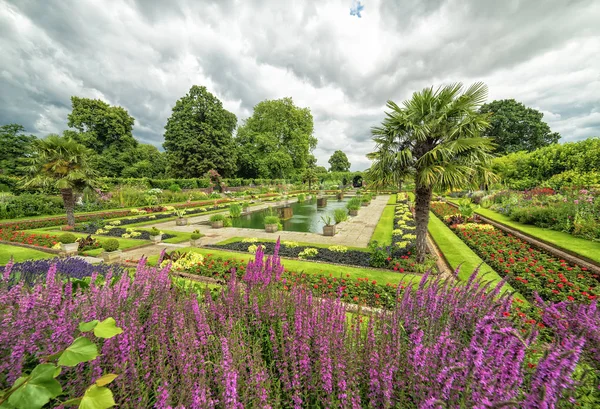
[209,240,372,267]
[453,223,599,303]
[0,228,58,248]
[1,257,126,285]
[390,193,417,257]
[1,245,598,407]
[75,224,176,241]
[430,202,599,304]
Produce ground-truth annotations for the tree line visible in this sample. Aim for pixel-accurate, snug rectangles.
[0,86,353,180]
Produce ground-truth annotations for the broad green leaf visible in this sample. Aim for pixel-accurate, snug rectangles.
[58,337,98,367]
[93,318,122,339]
[78,320,99,333]
[94,374,118,387]
[78,385,115,409]
[7,364,62,409]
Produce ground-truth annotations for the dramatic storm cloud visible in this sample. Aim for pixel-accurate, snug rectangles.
[1,0,599,170]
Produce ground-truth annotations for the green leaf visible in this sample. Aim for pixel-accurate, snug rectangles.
[93,318,122,339]
[94,374,118,387]
[6,364,62,409]
[78,320,99,333]
[62,397,82,406]
[58,337,98,367]
[78,385,115,409]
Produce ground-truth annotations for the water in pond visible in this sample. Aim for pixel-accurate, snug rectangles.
[230,197,349,233]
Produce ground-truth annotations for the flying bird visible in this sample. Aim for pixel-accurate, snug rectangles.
[350,0,364,18]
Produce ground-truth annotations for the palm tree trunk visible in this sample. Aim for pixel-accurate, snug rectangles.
[61,188,76,226]
[414,183,433,263]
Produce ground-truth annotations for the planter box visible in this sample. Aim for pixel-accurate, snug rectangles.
[60,242,79,255]
[190,238,202,247]
[211,221,224,229]
[337,193,344,200]
[322,225,336,236]
[101,250,122,263]
[265,224,278,233]
[317,197,327,208]
[176,218,188,226]
[349,209,358,216]
[150,234,162,244]
[361,201,370,207]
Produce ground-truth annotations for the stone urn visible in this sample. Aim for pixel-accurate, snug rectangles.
[322,224,336,236]
[265,224,278,233]
[361,201,370,207]
[101,250,122,263]
[176,217,188,226]
[211,221,224,229]
[190,238,202,247]
[150,234,162,244]
[60,242,79,255]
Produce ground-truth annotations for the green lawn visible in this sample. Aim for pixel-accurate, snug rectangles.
[33,230,150,256]
[147,247,422,285]
[427,212,519,299]
[0,244,55,265]
[370,205,395,246]
[386,195,397,205]
[473,207,600,264]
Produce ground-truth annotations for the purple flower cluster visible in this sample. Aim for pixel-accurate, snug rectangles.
[0,253,597,407]
[0,257,126,285]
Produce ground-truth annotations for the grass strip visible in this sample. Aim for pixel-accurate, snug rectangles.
[370,205,395,246]
[386,195,397,205]
[147,247,421,286]
[0,244,56,265]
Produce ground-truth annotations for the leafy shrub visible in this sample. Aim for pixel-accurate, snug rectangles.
[209,214,225,222]
[190,230,202,240]
[102,238,120,252]
[282,241,299,248]
[334,209,348,224]
[328,245,348,253]
[346,197,361,211]
[168,183,182,192]
[58,233,77,244]
[368,240,390,268]
[229,203,242,218]
[264,215,280,225]
[297,193,306,202]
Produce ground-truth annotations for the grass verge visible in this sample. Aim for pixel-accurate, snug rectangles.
[370,205,395,246]
[214,237,368,252]
[0,244,55,265]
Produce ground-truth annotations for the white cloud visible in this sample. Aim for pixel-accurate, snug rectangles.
[1,0,599,171]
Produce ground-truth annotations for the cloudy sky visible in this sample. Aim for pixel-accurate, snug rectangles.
[1,0,599,170]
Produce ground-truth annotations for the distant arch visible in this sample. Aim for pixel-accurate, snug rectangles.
[352,175,363,187]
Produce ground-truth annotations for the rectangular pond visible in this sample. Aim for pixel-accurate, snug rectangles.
[230,197,350,233]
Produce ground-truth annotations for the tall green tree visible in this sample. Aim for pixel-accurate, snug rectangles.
[370,83,496,261]
[328,150,351,172]
[22,135,97,226]
[480,99,560,154]
[0,124,37,175]
[67,97,137,153]
[163,86,237,178]
[236,97,316,179]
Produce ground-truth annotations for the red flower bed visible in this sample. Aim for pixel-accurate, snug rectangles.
[0,228,59,248]
[452,223,598,304]
[430,201,459,218]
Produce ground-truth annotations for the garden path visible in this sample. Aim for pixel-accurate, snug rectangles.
[121,195,390,261]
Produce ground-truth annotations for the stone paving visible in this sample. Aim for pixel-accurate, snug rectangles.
[121,195,391,260]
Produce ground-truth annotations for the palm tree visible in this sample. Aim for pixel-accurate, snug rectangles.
[23,135,98,226]
[370,83,497,262]
[366,126,412,191]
